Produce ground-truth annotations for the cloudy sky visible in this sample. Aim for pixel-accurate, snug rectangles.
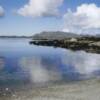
[0,0,100,36]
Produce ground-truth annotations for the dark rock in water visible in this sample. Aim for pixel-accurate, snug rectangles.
[30,37,100,54]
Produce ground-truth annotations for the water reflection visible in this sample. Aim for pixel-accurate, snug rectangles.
[18,50,100,84]
[20,57,62,84]
[62,50,100,78]
[0,39,100,88]
[0,50,100,86]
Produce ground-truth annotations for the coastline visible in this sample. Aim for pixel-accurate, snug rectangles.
[30,37,100,54]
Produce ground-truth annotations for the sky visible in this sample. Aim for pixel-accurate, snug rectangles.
[0,0,100,36]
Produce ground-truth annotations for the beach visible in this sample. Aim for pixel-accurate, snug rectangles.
[1,78,100,100]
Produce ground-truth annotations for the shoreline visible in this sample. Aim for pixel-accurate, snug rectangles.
[30,37,100,54]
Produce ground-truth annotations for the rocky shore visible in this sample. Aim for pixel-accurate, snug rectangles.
[30,37,100,54]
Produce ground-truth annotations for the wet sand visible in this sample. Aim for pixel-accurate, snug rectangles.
[1,78,100,100]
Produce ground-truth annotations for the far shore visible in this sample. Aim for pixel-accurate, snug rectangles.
[0,36,32,39]
[30,37,100,54]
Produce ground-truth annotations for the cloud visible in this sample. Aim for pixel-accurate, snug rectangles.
[0,6,4,17]
[17,0,63,17]
[63,4,100,34]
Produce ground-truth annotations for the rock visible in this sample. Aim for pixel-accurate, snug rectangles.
[90,42,100,47]
[30,38,100,54]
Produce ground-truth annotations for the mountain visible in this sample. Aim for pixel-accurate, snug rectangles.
[32,31,81,40]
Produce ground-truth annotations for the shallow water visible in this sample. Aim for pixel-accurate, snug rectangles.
[0,38,100,99]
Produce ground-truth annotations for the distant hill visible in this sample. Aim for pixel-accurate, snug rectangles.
[32,31,81,40]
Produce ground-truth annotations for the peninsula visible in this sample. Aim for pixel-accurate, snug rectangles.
[30,31,100,54]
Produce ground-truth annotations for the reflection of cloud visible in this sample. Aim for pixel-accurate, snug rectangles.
[19,51,100,82]
[19,57,62,84]
[0,6,4,17]
[62,50,100,75]
[19,57,49,83]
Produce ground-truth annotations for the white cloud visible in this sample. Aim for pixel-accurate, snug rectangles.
[0,6,4,17]
[17,0,63,17]
[63,4,100,34]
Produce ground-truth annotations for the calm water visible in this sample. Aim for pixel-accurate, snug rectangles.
[0,38,100,88]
